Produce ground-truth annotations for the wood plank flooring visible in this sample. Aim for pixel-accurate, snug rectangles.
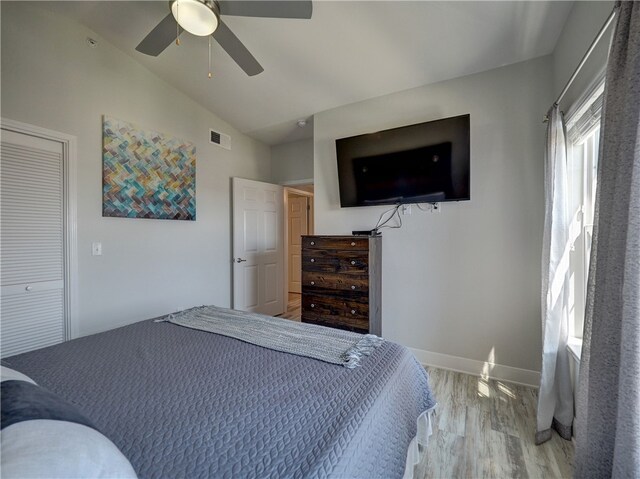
[278,293,301,321]
[415,367,574,478]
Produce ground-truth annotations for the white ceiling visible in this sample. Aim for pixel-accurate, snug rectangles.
[35,1,573,145]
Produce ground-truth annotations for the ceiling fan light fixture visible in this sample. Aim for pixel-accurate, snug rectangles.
[171,0,219,37]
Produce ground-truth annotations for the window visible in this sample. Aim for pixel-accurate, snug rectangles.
[566,81,604,338]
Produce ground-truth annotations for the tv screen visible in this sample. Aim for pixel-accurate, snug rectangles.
[336,114,470,207]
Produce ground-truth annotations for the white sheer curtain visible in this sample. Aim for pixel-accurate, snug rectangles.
[536,105,574,445]
[575,2,640,476]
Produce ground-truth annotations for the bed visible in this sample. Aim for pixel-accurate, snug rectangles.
[2,307,436,479]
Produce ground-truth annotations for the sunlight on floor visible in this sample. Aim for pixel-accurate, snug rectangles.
[497,381,516,399]
[477,378,490,398]
[475,347,516,400]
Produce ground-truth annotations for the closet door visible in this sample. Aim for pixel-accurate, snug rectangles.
[1,129,66,358]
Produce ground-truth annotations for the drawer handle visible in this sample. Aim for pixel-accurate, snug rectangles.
[310,241,315,246]
[311,304,315,308]
[350,260,356,265]
[351,309,356,315]
[310,281,315,286]
[351,285,356,290]
[25,285,33,292]
[310,258,315,263]
[351,242,356,246]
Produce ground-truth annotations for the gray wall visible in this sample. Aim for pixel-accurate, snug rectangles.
[552,1,615,110]
[271,138,314,185]
[1,3,271,336]
[314,56,553,375]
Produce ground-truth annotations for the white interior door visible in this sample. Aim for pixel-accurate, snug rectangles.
[232,177,284,316]
[288,195,308,294]
[1,129,66,357]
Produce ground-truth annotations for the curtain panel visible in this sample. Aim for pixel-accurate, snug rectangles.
[536,105,574,445]
[575,1,640,477]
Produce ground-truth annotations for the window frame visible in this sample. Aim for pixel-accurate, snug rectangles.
[564,76,605,339]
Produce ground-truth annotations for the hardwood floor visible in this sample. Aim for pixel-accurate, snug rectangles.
[415,367,574,478]
[278,293,301,321]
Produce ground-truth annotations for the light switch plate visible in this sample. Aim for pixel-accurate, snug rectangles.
[92,242,102,256]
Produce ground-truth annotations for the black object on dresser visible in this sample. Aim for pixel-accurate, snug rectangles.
[301,235,381,335]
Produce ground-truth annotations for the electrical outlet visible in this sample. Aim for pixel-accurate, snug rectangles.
[431,203,441,214]
[401,204,412,215]
[92,242,102,256]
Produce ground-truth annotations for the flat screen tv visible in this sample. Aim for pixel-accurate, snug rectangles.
[336,114,470,207]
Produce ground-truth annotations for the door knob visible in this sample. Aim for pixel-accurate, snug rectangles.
[235,258,247,263]
[25,285,33,292]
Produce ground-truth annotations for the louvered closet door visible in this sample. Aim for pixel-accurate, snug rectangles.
[1,129,66,358]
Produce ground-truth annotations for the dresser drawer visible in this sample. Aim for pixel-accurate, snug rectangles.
[302,312,368,334]
[303,236,369,251]
[302,294,369,320]
[302,250,368,274]
[302,271,369,294]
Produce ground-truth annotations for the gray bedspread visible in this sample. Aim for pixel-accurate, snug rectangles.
[4,319,435,479]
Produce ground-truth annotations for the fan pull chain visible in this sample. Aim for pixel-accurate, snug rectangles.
[208,36,212,78]
[176,0,180,45]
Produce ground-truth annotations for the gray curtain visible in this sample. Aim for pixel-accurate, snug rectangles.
[536,105,574,445]
[575,2,640,477]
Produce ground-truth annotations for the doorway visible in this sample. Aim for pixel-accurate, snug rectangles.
[283,185,313,320]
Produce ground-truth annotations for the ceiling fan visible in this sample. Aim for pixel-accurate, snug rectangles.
[136,0,313,76]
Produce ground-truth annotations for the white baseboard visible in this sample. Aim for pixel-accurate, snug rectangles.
[409,347,540,388]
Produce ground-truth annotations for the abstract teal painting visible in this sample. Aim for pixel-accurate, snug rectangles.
[103,116,196,220]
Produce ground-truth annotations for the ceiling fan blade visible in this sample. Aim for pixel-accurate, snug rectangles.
[213,20,264,76]
[136,13,183,56]
[218,1,312,19]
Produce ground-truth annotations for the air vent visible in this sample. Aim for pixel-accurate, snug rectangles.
[210,129,231,150]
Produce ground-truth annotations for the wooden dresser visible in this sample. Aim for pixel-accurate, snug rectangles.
[301,235,381,335]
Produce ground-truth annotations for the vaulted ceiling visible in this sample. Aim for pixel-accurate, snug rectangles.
[36,1,573,145]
